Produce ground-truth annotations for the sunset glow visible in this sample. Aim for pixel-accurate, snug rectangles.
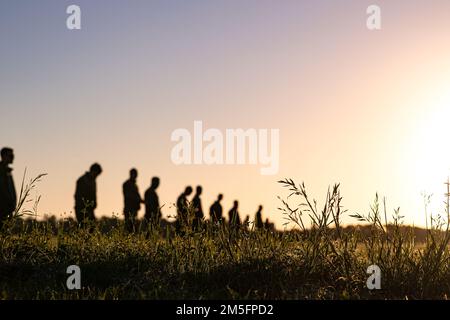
[2,0,450,229]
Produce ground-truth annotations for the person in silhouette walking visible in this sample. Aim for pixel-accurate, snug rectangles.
[75,163,102,228]
[264,218,274,231]
[176,186,193,233]
[123,168,142,233]
[0,148,16,230]
[209,194,224,226]
[144,177,161,228]
[228,200,241,230]
[192,186,204,231]
[243,215,250,231]
[255,205,264,230]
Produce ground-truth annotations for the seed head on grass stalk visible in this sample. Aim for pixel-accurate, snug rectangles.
[13,168,47,219]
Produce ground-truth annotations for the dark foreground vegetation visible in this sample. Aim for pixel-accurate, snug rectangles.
[1,179,450,300]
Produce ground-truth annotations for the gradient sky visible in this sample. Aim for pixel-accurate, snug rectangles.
[2,0,450,229]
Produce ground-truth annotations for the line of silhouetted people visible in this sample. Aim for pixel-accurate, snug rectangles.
[76,165,275,233]
[0,149,274,233]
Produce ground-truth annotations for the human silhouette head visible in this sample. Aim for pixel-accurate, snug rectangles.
[196,186,202,195]
[89,163,102,178]
[258,205,263,212]
[217,194,223,202]
[151,177,160,189]
[129,168,138,181]
[1,147,14,165]
[184,186,193,196]
[233,200,238,209]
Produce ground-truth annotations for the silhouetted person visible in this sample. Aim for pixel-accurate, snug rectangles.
[0,148,16,230]
[176,186,193,232]
[243,215,250,231]
[123,168,142,233]
[144,177,161,227]
[228,200,241,230]
[209,194,224,225]
[264,218,274,231]
[192,186,204,231]
[255,205,264,230]
[75,163,102,228]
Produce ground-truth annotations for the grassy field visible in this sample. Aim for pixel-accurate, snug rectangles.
[0,178,449,300]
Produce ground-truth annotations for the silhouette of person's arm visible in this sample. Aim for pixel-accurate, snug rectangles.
[134,184,142,205]
[0,167,14,212]
[76,175,96,209]
[176,196,183,214]
[209,205,214,220]
[75,177,86,205]
[92,179,97,209]
[155,193,161,216]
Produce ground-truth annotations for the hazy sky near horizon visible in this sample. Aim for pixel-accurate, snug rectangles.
[2,0,450,228]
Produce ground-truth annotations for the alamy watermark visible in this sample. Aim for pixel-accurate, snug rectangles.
[66,265,81,290]
[66,5,81,30]
[170,121,280,175]
[367,5,381,30]
[366,264,381,290]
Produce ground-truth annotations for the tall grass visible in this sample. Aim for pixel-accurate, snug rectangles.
[0,176,449,299]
